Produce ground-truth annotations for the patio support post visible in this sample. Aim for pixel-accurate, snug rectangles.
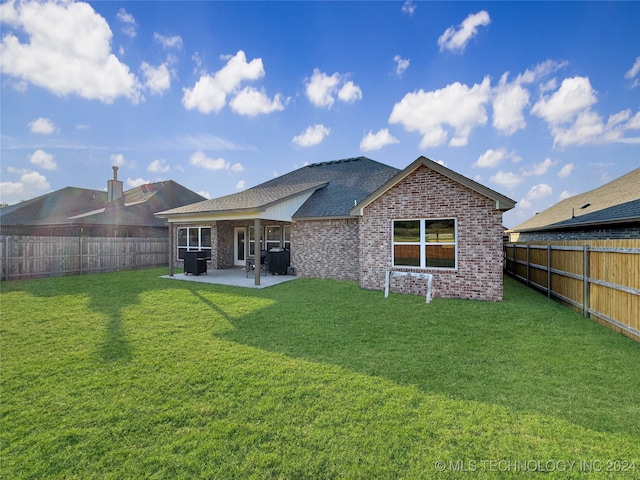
[168,222,174,277]
[254,217,261,286]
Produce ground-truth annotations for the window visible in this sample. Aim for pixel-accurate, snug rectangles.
[392,219,456,269]
[266,225,281,251]
[178,227,211,259]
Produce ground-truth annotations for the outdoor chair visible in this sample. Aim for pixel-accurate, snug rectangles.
[245,251,270,277]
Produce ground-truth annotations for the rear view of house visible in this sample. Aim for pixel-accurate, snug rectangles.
[157,156,516,301]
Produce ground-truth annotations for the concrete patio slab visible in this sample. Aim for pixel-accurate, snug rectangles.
[160,267,299,289]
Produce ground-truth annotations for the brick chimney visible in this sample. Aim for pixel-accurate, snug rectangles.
[107,166,123,203]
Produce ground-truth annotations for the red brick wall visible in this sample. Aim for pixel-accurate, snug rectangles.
[291,218,360,281]
[358,165,505,301]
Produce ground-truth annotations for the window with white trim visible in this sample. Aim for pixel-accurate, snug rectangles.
[265,225,281,251]
[177,227,211,259]
[392,219,457,269]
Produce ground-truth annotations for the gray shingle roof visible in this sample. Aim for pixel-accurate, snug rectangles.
[510,167,640,232]
[156,157,401,218]
[545,198,640,230]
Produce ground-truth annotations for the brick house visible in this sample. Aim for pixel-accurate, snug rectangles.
[156,156,515,301]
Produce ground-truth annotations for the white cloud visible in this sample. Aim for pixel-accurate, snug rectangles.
[235,180,245,190]
[531,76,640,147]
[557,163,575,178]
[490,171,522,190]
[305,69,362,108]
[523,158,555,176]
[437,10,490,53]
[127,177,149,188]
[182,50,265,114]
[29,149,57,171]
[473,148,506,168]
[229,87,285,116]
[360,129,399,152]
[0,170,50,204]
[401,1,416,15]
[625,56,640,88]
[0,1,142,103]
[189,151,230,171]
[492,73,530,135]
[141,62,172,95]
[198,190,211,199]
[147,159,170,173]
[338,81,363,103]
[28,117,57,135]
[109,153,137,170]
[531,76,597,125]
[389,76,491,148]
[153,32,183,50]
[393,55,410,76]
[230,163,244,173]
[116,8,137,38]
[292,124,330,147]
[559,190,577,201]
[526,183,553,200]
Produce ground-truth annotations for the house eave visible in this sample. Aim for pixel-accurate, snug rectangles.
[510,216,640,233]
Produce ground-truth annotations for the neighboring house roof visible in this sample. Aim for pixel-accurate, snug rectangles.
[1,181,206,228]
[351,156,516,215]
[509,167,640,232]
[156,157,401,220]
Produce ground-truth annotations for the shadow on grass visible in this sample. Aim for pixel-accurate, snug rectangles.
[217,276,640,437]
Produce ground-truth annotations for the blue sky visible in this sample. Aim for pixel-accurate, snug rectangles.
[1,1,638,228]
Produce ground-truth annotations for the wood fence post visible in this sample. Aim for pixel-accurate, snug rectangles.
[79,236,83,275]
[526,244,530,286]
[583,244,590,317]
[547,244,551,298]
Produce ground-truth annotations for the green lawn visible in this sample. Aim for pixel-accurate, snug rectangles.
[1,269,639,479]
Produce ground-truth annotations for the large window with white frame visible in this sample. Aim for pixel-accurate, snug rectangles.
[177,227,211,259]
[265,225,281,251]
[392,218,457,269]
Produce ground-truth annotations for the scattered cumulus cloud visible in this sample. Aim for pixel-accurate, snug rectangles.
[559,190,577,201]
[360,129,399,152]
[518,183,553,210]
[401,1,416,16]
[229,87,286,116]
[389,76,491,148]
[532,76,597,125]
[0,169,50,204]
[437,10,490,53]
[532,76,640,148]
[182,50,271,114]
[522,157,555,176]
[490,171,522,190]
[305,69,362,109]
[127,177,149,188]
[28,117,57,134]
[337,81,363,103]
[235,180,245,190]
[109,153,135,169]
[147,159,170,173]
[188,151,244,173]
[198,190,211,199]
[625,57,640,88]
[492,73,530,135]
[473,148,507,168]
[29,149,57,170]
[153,32,183,50]
[141,62,172,95]
[116,8,137,38]
[0,0,142,103]
[393,55,410,76]
[292,124,330,147]
[557,163,575,178]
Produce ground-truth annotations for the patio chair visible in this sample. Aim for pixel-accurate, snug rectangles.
[245,251,270,277]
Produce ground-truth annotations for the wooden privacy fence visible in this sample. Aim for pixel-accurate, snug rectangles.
[0,235,169,281]
[504,240,640,342]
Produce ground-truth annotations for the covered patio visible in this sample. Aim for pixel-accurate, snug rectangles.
[160,267,299,289]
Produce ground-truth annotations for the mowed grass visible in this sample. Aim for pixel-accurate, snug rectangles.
[1,269,639,479]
